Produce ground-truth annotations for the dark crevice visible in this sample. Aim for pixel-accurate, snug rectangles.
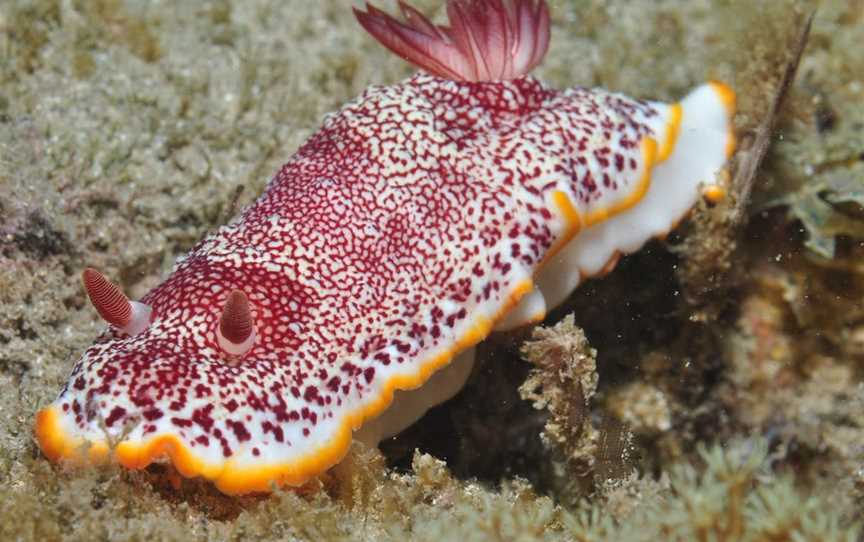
[11,211,73,259]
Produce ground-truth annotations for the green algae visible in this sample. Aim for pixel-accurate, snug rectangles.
[1,439,856,541]
[0,0,61,77]
[0,0,862,540]
[765,167,864,258]
[755,0,864,259]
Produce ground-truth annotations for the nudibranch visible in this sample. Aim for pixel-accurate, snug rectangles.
[35,0,735,495]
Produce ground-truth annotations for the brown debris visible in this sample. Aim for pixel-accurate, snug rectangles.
[729,10,814,225]
[519,315,599,468]
[606,382,672,436]
[674,7,814,318]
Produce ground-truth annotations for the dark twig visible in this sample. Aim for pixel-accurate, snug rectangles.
[730,11,815,227]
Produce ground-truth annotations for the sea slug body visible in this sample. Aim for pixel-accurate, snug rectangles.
[34,0,735,495]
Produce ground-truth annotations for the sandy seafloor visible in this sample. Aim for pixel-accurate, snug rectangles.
[1,0,863,540]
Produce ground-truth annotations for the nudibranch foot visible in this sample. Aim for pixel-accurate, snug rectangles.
[536,82,736,311]
[34,0,736,496]
[495,286,547,332]
[354,347,476,447]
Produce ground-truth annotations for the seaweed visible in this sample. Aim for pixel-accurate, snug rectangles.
[0,0,62,77]
[753,0,864,260]
[763,167,864,259]
[519,314,600,471]
[3,438,856,541]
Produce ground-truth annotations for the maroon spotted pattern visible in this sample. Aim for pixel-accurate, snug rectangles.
[54,74,658,465]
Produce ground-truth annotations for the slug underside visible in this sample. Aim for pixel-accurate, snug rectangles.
[35,73,733,495]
